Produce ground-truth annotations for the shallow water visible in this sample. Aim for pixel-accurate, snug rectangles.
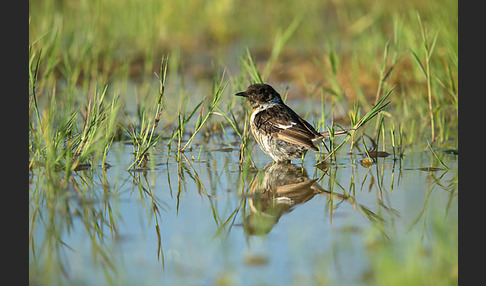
[29,135,458,285]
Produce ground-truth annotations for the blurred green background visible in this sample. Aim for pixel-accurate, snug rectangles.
[29,0,457,100]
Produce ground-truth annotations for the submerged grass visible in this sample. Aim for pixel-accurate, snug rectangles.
[316,84,393,165]
[29,47,121,179]
[29,0,458,149]
[181,69,229,152]
[29,0,457,284]
[123,56,168,170]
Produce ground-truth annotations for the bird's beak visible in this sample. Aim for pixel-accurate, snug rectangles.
[235,91,247,97]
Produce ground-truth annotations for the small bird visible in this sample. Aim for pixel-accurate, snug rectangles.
[236,83,330,163]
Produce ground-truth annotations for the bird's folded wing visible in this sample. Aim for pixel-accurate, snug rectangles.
[253,105,322,151]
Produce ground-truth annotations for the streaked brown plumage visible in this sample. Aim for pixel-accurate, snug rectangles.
[236,83,324,162]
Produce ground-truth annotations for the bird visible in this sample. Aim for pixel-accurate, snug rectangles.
[236,83,345,163]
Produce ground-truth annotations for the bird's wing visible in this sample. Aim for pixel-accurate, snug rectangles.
[252,104,322,151]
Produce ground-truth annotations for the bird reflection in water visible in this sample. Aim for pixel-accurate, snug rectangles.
[243,162,353,236]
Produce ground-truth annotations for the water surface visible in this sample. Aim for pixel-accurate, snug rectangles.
[29,135,458,285]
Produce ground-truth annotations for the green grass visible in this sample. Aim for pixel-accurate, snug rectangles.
[29,0,457,284]
[29,47,121,179]
[123,56,168,170]
[30,0,458,149]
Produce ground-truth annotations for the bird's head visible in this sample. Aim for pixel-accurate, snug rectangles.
[236,83,283,107]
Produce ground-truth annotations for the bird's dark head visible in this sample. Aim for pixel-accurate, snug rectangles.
[235,83,282,107]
